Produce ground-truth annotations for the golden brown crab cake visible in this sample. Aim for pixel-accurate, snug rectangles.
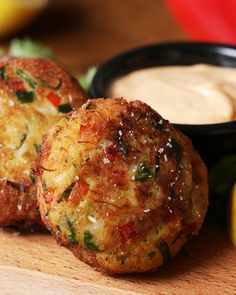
[0,57,88,228]
[37,98,208,274]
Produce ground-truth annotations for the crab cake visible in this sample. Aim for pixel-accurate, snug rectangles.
[37,98,208,274]
[0,57,88,228]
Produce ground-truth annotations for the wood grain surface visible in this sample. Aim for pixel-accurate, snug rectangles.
[0,226,235,295]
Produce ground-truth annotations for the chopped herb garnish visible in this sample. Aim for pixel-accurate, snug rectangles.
[118,138,129,156]
[16,70,37,89]
[116,255,126,265]
[158,240,171,263]
[39,80,47,88]
[15,90,35,104]
[134,113,146,122]
[147,251,156,259]
[84,230,99,251]
[184,246,199,260]
[66,218,77,244]
[17,133,27,149]
[20,133,27,145]
[42,180,48,191]
[117,131,128,156]
[135,162,154,182]
[58,183,74,203]
[152,118,163,131]
[34,143,41,153]
[0,68,7,81]
[29,173,36,184]
[29,174,36,184]
[58,103,73,113]
[170,138,181,161]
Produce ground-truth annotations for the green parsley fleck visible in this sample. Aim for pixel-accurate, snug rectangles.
[29,173,36,184]
[118,138,129,156]
[58,103,73,113]
[116,255,127,265]
[184,247,199,260]
[135,162,154,182]
[116,131,129,157]
[16,70,37,89]
[58,183,74,203]
[34,143,41,153]
[152,118,163,131]
[134,113,146,122]
[147,251,156,259]
[158,240,171,263]
[15,90,35,104]
[169,138,181,161]
[84,230,99,251]
[0,68,7,81]
[66,218,77,244]
[17,133,27,149]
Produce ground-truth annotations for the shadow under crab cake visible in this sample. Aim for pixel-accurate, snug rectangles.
[37,98,208,274]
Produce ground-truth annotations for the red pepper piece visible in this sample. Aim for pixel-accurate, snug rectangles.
[46,91,60,107]
[77,180,89,196]
[69,180,89,206]
[117,221,137,240]
[8,79,25,91]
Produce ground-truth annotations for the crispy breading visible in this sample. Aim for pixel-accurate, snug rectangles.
[37,98,208,273]
[0,57,88,228]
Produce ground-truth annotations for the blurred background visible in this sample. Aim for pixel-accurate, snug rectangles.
[0,0,235,73]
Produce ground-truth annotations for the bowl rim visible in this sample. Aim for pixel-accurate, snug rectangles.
[91,41,236,135]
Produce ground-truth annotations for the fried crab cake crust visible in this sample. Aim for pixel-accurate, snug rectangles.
[0,57,88,228]
[37,98,208,274]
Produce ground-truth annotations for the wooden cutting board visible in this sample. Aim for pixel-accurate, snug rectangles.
[0,225,235,295]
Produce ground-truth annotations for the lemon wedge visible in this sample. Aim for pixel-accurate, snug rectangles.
[228,183,236,247]
[0,0,48,38]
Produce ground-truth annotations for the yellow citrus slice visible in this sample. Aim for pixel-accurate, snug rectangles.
[228,183,236,247]
[0,0,48,38]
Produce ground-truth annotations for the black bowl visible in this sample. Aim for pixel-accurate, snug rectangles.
[91,42,236,167]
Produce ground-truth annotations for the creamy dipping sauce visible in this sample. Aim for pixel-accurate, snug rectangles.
[108,64,236,124]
